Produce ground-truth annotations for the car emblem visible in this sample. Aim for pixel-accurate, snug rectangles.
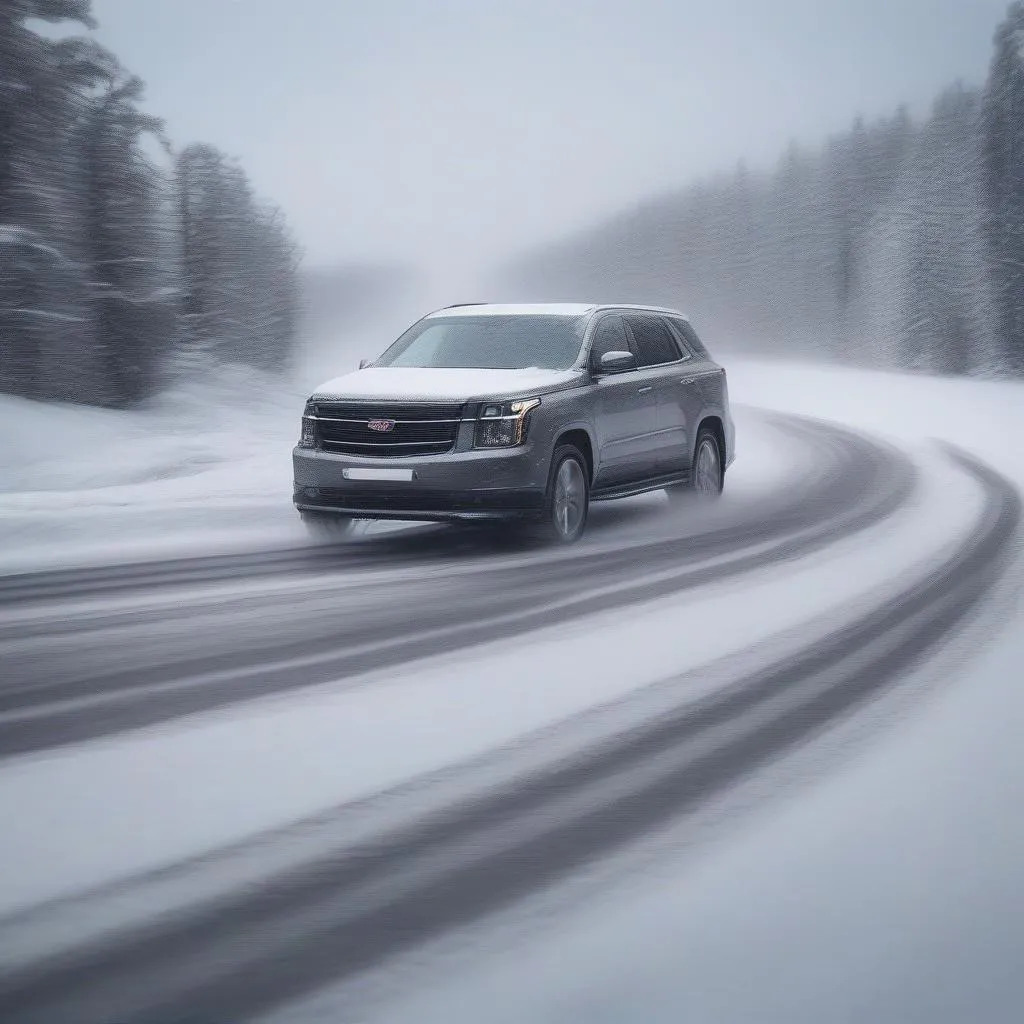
[367,418,396,433]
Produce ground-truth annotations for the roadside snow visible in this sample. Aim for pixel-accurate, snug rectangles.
[309,606,1024,1024]
[729,358,1024,480]
[0,368,309,572]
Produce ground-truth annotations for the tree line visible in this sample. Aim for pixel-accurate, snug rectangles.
[0,0,301,409]
[505,2,1024,379]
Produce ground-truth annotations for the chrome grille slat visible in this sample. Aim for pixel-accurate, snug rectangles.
[321,439,451,448]
[312,401,465,458]
[313,416,463,425]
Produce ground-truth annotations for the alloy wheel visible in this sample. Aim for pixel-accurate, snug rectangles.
[553,457,586,539]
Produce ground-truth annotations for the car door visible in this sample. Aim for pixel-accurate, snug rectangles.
[665,316,726,469]
[587,313,662,487]
[621,312,689,476]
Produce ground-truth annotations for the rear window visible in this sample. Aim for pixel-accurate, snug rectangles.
[623,313,682,367]
[668,317,711,359]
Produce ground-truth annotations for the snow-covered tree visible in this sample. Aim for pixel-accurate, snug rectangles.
[899,84,995,375]
[82,74,176,406]
[982,0,1024,373]
[502,85,1011,378]
[175,143,301,374]
[0,1,114,399]
[0,1,301,406]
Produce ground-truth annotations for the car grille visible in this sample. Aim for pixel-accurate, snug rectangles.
[311,402,465,457]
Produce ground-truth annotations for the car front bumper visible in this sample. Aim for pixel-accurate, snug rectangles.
[292,444,549,522]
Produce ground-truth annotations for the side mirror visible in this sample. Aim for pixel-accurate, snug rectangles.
[594,350,635,375]
[358,358,373,369]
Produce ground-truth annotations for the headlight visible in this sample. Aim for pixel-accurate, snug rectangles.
[298,401,317,448]
[474,397,540,449]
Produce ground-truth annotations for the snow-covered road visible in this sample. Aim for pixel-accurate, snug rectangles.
[0,359,1022,1023]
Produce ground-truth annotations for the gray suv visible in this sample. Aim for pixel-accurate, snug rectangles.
[293,302,735,543]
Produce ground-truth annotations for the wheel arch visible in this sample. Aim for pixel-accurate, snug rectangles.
[694,414,726,467]
[552,426,595,484]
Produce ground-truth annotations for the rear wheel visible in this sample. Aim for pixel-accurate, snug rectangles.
[540,445,589,544]
[300,510,355,542]
[668,427,723,502]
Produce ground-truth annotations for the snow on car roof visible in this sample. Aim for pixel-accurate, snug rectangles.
[425,302,690,319]
[425,303,598,318]
[611,302,690,318]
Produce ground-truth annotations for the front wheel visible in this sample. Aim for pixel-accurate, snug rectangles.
[540,445,589,544]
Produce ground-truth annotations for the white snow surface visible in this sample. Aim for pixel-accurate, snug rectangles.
[0,447,983,917]
[0,357,1023,1021]
[292,620,1024,1024]
[424,302,597,317]
[263,360,1024,1024]
[0,366,319,573]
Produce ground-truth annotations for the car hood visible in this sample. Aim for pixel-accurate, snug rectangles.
[310,366,585,403]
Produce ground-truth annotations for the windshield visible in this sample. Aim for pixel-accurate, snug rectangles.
[375,314,588,370]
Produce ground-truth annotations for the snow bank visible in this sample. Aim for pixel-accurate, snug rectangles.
[728,357,1024,479]
[0,366,311,572]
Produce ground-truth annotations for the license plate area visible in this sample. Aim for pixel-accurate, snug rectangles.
[342,467,415,482]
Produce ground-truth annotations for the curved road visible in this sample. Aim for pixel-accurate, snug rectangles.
[0,413,912,759]
[0,413,1018,1023]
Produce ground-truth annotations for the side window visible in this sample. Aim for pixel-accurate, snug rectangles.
[623,313,682,367]
[660,317,693,360]
[669,318,711,360]
[589,315,632,364]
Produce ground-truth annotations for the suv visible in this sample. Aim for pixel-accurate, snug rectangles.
[294,302,735,544]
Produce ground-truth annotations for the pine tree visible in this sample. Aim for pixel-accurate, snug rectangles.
[0,1,117,399]
[0,1,302,406]
[82,74,176,406]
[498,6,1020,379]
[981,0,1024,373]
[901,84,992,375]
[174,143,301,374]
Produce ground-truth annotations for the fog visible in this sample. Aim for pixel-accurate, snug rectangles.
[91,0,1007,289]
[5,4,1024,1020]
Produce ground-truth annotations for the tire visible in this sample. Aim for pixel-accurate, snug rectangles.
[539,445,589,544]
[669,426,724,501]
[300,510,356,541]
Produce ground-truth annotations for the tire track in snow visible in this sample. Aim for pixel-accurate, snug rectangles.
[0,443,1016,1024]
[0,408,873,620]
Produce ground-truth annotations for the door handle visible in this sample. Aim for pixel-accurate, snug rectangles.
[638,386,653,394]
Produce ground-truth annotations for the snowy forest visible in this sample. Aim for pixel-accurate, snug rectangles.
[6,3,1024,414]
[504,3,1024,379]
[0,0,301,409]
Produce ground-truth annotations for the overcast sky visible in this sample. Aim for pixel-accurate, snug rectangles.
[92,0,1009,282]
